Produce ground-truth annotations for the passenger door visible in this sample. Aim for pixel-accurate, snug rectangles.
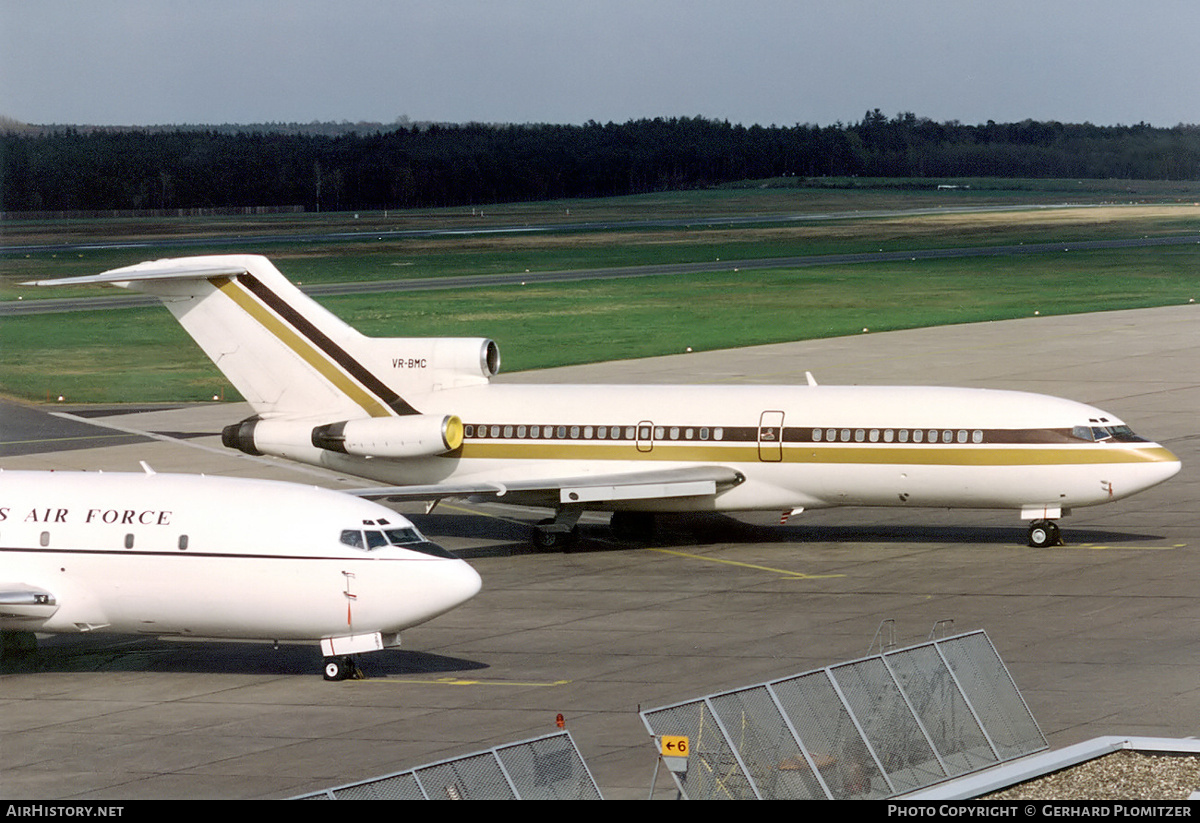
[758,411,784,462]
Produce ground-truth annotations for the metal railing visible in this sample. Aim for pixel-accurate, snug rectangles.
[295,730,602,800]
[641,630,1045,799]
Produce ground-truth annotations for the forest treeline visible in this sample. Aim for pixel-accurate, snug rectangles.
[3,111,1199,213]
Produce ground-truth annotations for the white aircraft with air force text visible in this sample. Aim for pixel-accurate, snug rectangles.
[0,468,482,680]
[33,254,1181,549]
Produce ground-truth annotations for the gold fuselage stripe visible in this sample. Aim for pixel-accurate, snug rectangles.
[455,441,1176,466]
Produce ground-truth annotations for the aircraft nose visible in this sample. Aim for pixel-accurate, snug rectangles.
[1155,447,1182,483]
[1132,444,1182,493]
[439,558,483,607]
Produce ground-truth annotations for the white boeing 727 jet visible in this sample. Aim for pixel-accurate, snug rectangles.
[0,468,481,680]
[34,254,1180,550]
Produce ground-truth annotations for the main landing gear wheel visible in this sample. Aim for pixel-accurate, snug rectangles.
[1027,520,1062,548]
[323,655,359,681]
[532,520,579,552]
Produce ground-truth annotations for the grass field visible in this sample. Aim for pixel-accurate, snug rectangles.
[2,181,1198,403]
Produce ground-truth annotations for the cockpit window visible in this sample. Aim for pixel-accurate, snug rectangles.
[1072,424,1147,443]
[383,527,422,544]
[341,524,454,555]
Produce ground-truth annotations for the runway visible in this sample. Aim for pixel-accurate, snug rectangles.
[5,232,1197,316]
[1,303,1198,799]
[0,203,1126,256]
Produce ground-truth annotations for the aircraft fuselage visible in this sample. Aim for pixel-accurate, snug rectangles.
[261,382,1179,515]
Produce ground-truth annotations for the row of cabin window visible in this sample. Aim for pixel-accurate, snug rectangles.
[812,428,985,444]
[466,424,726,441]
[34,531,189,549]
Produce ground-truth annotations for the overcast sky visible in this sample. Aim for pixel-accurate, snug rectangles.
[3,1,1197,128]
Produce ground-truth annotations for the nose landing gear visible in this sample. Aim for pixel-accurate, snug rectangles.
[323,655,362,681]
[1027,520,1062,548]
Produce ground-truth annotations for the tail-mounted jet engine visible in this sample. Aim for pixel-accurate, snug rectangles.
[223,414,463,459]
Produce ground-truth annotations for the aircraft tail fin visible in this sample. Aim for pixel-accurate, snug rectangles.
[33,255,499,420]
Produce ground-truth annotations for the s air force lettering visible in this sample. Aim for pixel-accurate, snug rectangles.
[1,505,172,526]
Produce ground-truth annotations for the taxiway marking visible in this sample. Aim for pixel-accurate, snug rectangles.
[1067,543,1185,551]
[650,548,846,579]
[367,676,573,687]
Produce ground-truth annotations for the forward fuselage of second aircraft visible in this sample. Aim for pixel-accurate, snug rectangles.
[0,471,482,643]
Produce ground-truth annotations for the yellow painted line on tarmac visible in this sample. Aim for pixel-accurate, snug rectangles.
[364,676,573,687]
[650,547,845,579]
[1065,543,1185,551]
[3,432,141,445]
[435,500,533,526]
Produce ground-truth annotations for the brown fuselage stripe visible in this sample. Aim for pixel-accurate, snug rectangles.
[464,424,1145,446]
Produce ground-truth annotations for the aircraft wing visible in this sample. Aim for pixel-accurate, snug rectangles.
[348,465,745,506]
[0,583,59,619]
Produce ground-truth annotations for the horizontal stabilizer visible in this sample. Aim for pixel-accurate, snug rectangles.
[27,259,251,287]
